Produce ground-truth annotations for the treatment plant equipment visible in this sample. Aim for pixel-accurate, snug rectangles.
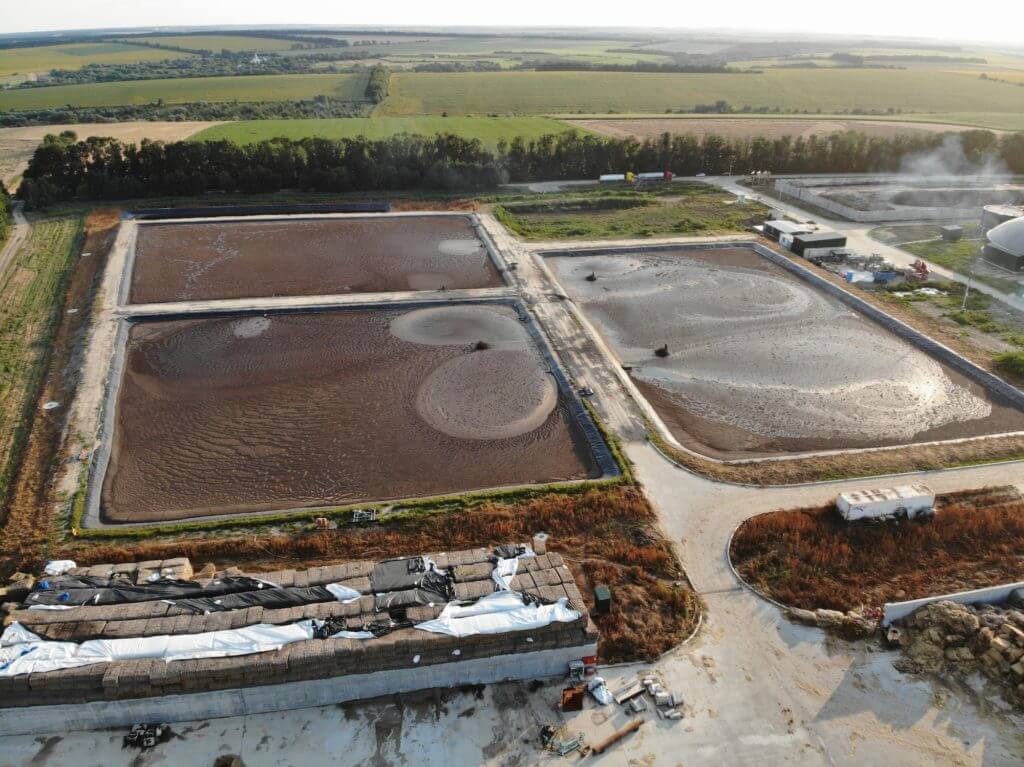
[982,215,1024,273]
[836,485,936,522]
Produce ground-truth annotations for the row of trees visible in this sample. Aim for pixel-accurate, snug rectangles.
[365,65,391,104]
[18,132,504,207]
[17,128,1024,208]
[0,97,368,128]
[0,182,11,242]
[16,52,374,89]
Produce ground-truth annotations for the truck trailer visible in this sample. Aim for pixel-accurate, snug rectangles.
[836,485,935,522]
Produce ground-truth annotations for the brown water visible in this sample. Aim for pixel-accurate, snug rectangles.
[548,247,1024,457]
[129,216,503,303]
[102,305,597,522]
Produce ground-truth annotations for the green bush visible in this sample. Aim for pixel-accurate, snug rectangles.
[994,350,1024,378]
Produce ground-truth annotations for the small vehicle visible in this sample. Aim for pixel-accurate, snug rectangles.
[578,385,595,397]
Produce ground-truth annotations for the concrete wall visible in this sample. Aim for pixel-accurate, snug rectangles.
[775,178,979,223]
[0,643,596,737]
[882,581,1024,626]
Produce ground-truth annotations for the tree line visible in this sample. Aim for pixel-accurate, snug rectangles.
[0,182,11,242]
[17,128,1024,209]
[365,65,391,103]
[0,97,369,128]
[15,52,376,89]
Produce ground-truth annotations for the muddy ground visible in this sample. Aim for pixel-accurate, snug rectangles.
[129,216,503,303]
[101,304,598,522]
[548,246,1024,457]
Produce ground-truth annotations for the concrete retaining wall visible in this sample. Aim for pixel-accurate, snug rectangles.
[882,581,1024,626]
[0,643,595,737]
[775,178,978,223]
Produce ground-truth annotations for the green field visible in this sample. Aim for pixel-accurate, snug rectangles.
[0,42,193,77]
[493,184,768,240]
[192,116,579,146]
[0,72,369,111]
[380,69,1024,116]
[128,35,305,53]
[0,215,82,501]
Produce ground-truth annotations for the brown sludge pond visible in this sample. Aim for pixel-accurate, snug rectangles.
[548,246,1024,458]
[129,216,503,303]
[101,305,598,522]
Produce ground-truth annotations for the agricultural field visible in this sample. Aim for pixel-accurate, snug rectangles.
[0,42,193,79]
[569,116,997,142]
[0,215,82,502]
[125,35,307,53]
[0,72,369,111]
[192,116,577,147]
[493,184,767,240]
[379,69,1024,117]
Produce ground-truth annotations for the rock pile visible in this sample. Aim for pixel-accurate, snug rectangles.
[893,599,1024,709]
[786,607,878,639]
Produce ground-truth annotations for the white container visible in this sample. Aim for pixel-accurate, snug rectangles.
[836,485,935,522]
[532,532,549,555]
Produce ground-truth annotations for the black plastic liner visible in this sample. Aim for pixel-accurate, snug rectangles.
[175,586,338,614]
[370,559,454,611]
[24,575,271,608]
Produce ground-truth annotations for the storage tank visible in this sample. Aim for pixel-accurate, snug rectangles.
[983,216,1024,272]
[981,204,1023,231]
[836,485,935,522]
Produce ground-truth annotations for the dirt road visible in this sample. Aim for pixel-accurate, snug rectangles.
[0,201,29,279]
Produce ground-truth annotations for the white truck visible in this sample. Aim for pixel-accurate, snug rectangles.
[836,484,935,522]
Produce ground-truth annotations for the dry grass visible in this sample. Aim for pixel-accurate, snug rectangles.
[57,486,701,663]
[730,487,1024,611]
[0,210,115,576]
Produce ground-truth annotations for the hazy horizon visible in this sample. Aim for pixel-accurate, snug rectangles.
[3,1,1023,48]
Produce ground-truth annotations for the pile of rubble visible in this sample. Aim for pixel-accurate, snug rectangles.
[786,607,878,639]
[891,599,1024,709]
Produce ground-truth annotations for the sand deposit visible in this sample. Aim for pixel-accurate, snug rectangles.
[101,304,596,522]
[129,216,502,303]
[549,247,1024,455]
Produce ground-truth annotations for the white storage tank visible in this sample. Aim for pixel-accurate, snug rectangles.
[836,484,935,522]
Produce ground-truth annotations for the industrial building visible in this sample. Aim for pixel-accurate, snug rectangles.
[790,231,848,257]
[762,219,814,244]
[983,216,1024,272]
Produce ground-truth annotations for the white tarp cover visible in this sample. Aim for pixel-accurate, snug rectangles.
[43,560,76,576]
[0,620,317,677]
[491,557,519,591]
[415,591,580,638]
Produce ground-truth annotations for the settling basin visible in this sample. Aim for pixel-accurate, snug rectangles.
[547,245,1024,457]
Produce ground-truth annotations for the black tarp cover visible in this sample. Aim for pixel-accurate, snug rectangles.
[175,586,338,614]
[24,575,272,608]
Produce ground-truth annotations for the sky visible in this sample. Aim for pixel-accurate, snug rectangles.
[2,0,1022,47]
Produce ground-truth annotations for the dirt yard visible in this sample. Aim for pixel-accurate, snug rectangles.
[102,304,599,522]
[130,216,502,303]
[0,121,221,187]
[569,117,999,142]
